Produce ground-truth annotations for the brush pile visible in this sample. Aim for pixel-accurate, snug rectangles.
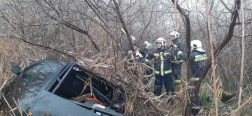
[75,53,187,116]
[0,39,235,116]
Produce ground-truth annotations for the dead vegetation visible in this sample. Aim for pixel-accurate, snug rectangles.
[0,38,232,116]
[0,0,252,116]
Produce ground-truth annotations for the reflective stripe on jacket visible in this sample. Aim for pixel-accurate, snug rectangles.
[191,51,208,78]
[146,48,175,76]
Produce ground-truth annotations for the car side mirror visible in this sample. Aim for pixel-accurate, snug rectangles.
[11,66,21,75]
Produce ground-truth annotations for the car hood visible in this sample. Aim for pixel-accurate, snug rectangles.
[29,90,122,116]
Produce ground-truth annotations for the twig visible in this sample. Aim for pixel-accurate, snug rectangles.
[174,0,177,29]
[12,97,23,116]
[89,78,95,98]
[4,36,77,61]
[220,0,232,12]
[112,0,136,62]
[23,109,28,116]
[205,0,218,115]
[139,4,154,41]
[3,96,16,116]
[167,102,179,116]
[9,107,18,112]
[35,0,100,52]
[0,80,7,90]
[237,0,245,115]
[206,84,222,103]
[231,96,252,116]
[18,99,22,116]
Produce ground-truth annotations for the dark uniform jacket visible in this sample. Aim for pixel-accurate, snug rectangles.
[191,50,208,78]
[146,48,175,76]
[124,45,153,77]
[123,45,138,56]
[172,39,184,51]
[170,39,186,63]
[123,45,141,62]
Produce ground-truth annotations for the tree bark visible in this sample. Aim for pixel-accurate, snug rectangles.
[170,0,191,115]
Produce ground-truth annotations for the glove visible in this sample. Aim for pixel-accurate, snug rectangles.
[174,60,180,65]
[136,50,143,59]
[144,41,152,49]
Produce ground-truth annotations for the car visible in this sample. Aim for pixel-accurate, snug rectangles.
[0,60,125,116]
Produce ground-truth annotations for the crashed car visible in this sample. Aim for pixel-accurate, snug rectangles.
[0,60,125,116]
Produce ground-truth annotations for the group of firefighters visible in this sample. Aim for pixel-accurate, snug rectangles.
[124,31,208,115]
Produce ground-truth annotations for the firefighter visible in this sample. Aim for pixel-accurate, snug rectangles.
[169,31,185,86]
[190,40,208,115]
[139,41,154,59]
[123,36,153,86]
[138,41,154,92]
[123,36,141,61]
[123,36,147,64]
[146,37,176,99]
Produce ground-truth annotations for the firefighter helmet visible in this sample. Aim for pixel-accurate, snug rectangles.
[155,37,166,48]
[191,40,205,52]
[170,31,180,39]
[131,36,136,41]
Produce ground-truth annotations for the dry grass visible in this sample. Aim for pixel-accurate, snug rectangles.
[75,54,189,115]
[0,38,183,115]
[0,38,47,90]
[0,38,247,116]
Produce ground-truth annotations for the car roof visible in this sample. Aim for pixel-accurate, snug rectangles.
[33,60,65,65]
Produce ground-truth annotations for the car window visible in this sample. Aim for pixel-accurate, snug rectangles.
[37,63,62,80]
[21,64,44,81]
[27,62,62,90]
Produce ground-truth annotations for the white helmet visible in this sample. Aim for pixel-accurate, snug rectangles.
[191,40,205,52]
[170,31,180,39]
[155,37,166,47]
[131,36,136,41]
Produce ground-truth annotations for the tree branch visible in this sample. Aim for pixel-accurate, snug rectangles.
[220,0,232,13]
[35,0,100,52]
[194,0,241,94]
[139,3,155,41]
[170,0,191,115]
[4,36,77,60]
[112,0,134,53]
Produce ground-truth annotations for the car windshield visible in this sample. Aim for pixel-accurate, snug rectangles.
[22,64,44,81]
[22,62,62,81]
